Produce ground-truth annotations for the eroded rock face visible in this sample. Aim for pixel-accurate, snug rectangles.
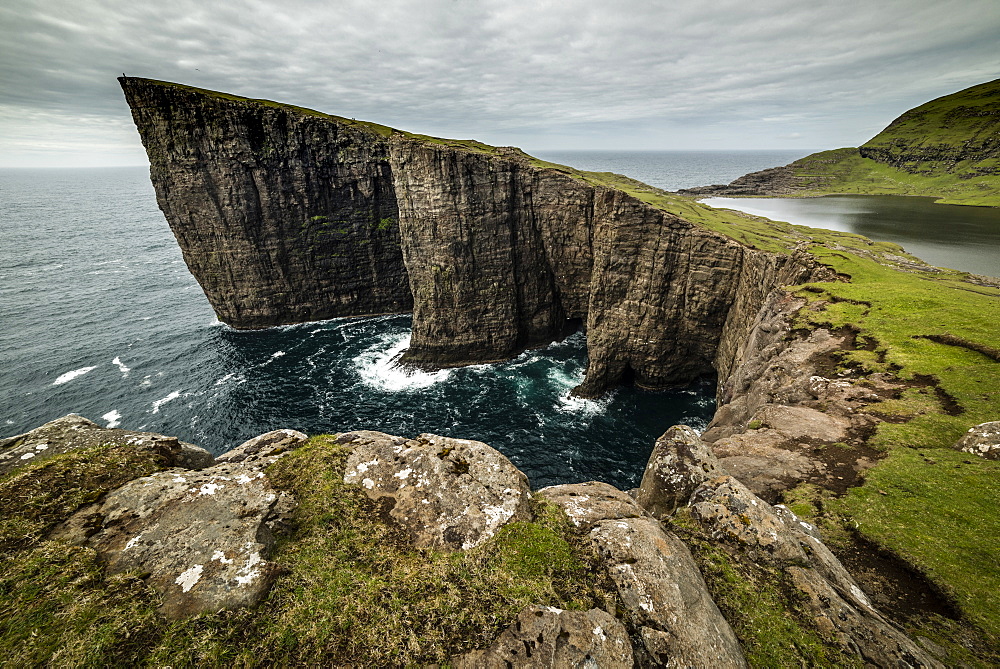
[452,605,633,668]
[0,414,214,477]
[536,481,643,530]
[954,421,1000,459]
[689,475,941,667]
[56,430,301,619]
[120,78,412,328]
[341,431,532,550]
[703,291,884,498]
[589,516,747,667]
[636,425,725,519]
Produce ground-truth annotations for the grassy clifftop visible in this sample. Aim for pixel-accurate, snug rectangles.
[862,78,1000,169]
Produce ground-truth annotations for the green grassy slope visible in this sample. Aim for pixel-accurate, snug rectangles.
[716,78,1000,206]
[862,78,1000,168]
[773,147,1000,206]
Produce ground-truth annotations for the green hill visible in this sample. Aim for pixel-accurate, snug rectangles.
[683,78,1000,206]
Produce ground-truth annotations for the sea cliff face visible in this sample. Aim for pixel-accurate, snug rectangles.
[120,77,829,396]
[121,79,412,328]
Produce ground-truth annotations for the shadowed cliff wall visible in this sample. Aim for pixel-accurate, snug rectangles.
[121,78,412,328]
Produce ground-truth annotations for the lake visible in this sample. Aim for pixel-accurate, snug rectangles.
[703,195,1000,278]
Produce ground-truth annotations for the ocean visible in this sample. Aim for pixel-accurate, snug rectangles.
[0,151,806,489]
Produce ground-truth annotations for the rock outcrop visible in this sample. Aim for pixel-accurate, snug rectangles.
[590,516,748,666]
[3,415,947,665]
[452,605,634,668]
[954,421,1000,459]
[636,425,725,519]
[341,430,532,550]
[120,77,829,397]
[55,429,305,619]
[636,424,942,668]
[701,290,884,500]
[0,413,214,476]
[689,476,940,667]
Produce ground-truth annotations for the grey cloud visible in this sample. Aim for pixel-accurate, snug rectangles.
[1,0,998,165]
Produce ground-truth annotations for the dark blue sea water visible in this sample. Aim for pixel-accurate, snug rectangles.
[7,154,807,489]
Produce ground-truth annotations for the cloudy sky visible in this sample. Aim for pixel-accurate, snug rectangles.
[1,0,998,167]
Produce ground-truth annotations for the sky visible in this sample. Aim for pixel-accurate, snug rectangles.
[1,0,998,167]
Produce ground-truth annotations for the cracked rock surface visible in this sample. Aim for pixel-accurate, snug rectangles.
[341,430,532,550]
[55,429,301,619]
[452,605,634,668]
[690,475,942,667]
[589,516,747,667]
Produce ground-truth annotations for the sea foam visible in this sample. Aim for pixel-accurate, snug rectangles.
[355,334,452,392]
[102,409,122,428]
[53,366,97,386]
[152,390,182,413]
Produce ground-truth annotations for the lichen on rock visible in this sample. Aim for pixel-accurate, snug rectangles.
[341,430,532,550]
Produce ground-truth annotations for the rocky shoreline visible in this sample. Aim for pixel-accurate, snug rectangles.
[0,405,958,666]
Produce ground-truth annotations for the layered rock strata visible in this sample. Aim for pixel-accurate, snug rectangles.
[121,77,828,396]
[120,79,411,328]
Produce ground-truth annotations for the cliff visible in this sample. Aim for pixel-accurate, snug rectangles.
[113,77,1000,658]
[120,77,828,396]
[120,79,412,328]
[680,78,1000,207]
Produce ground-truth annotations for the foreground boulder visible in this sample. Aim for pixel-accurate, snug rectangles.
[55,429,305,618]
[689,475,942,667]
[637,425,726,519]
[341,431,532,550]
[0,414,214,476]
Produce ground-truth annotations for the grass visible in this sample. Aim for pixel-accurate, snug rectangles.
[0,436,614,666]
[773,148,1000,207]
[862,78,1000,166]
[793,247,1000,451]
[776,247,1000,642]
[0,444,174,666]
[830,449,1000,641]
[697,78,1000,207]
